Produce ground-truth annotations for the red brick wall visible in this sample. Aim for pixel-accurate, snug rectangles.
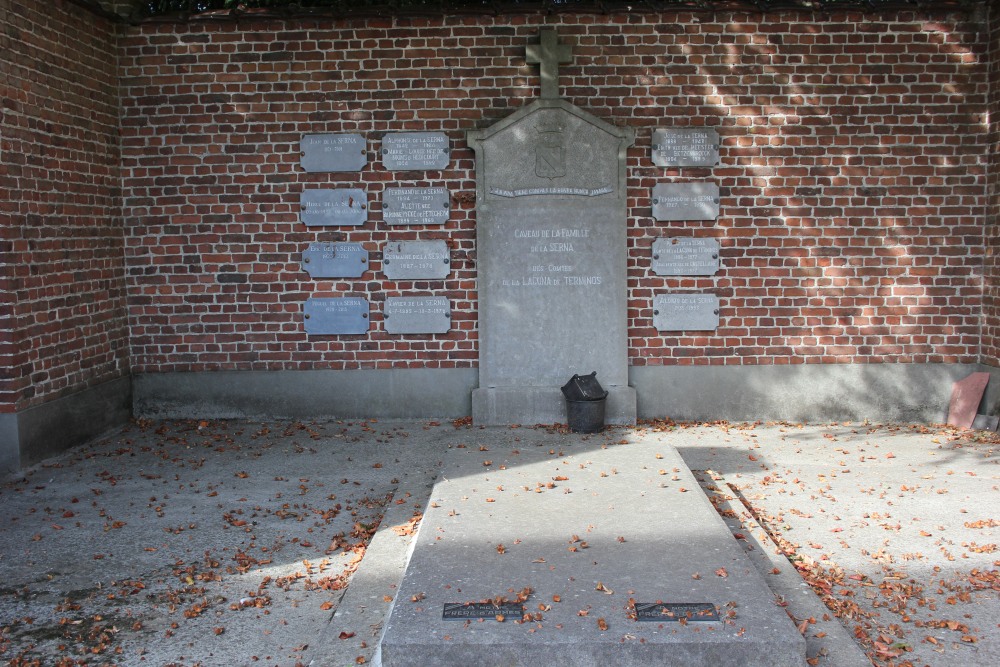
[119,11,989,373]
[0,0,128,411]
[983,6,1000,366]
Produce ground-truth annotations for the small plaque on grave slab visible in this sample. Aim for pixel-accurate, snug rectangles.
[383,187,450,226]
[303,298,369,335]
[442,602,523,620]
[651,238,720,276]
[383,296,451,335]
[301,243,368,279]
[653,293,720,331]
[382,132,450,171]
[382,241,450,280]
[652,183,720,221]
[635,602,719,622]
[300,189,368,227]
[652,128,720,167]
[300,133,367,172]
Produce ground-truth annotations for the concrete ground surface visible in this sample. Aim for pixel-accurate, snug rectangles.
[0,417,995,667]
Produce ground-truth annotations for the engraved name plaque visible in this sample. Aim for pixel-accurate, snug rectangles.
[383,187,450,226]
[382,132,450,171]
[653,293,720,331]
[300,133,367,172]
[652,128,720,167]
[301,243,368,279]
[382,240,450,280]
[635,602,719,622]
[651,238,720,277]
[300,189,368,227]
[652,183,720,221]
[383,296,451,334]
[442,602,523,620]
[303,298,369,335]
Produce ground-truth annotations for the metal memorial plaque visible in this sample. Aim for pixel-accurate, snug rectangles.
[300,189,368,227]
[652,183,720,221]
[442,602,523,620]
[300,133,367,172]
[301,243,368,279]
[382,187,450,226]
[381,132,450,171]
[653,293,720,332]
[652,128,720,167]
[651,238,720,277]
[382,240,450,280]
[383,296,451,335]
[303,298,369,335]
[635,602,719,622]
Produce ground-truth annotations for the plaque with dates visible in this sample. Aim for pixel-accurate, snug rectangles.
[652,183,720,221]
[300,133,367,172]
[652,128,720,167]
[442,602,523,620]
[634,602,719,622]
[651,238,720,276]
[383,296,451,334]
[303,298,369,335]
[300,189,368,227]
[653,293,720,331]
[382,187,450,226]
[382,241,450,280]
[381,132,450,171]
[301,243,368,279]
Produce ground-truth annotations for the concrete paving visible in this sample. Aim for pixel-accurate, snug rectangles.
[0,418,996,667]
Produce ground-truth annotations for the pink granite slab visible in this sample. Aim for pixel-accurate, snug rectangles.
[947,372,990,428]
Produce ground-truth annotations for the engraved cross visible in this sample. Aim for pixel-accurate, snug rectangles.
[525,29,572,100]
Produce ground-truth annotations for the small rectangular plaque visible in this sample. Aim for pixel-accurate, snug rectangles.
[651,238,720,276]
[442,602,523,620]
[301,189,368,227]
[382,132,450,171]
[653,293,720,331]
[382,241,450,280]
[300,133,367,172]
[652,128,720,167]
[635,602,719,622]
[652,183,720,221]
[383,297,451,335]
[301,243,368,279]
[382,187,450,226]
[303,298,369,335]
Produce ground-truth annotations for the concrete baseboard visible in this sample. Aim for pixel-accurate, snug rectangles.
[472,385,637,426]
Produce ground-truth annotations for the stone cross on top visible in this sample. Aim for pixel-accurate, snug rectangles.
[526,29,572,99]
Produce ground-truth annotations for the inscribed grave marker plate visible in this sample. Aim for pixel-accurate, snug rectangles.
[635,602,719,622]
[442,603,523,620]
[303,298,369,335]
[653,293,720,331]
[382,132,450,171]
[382,187,450,226]
[382,241,450,280]
[652,128,720,167]
[383,296,451,334]
[652,182,720,221]
[300,133,367,172]
[651,238,720,276]
[301,243,368,279]
[300,189,368,227]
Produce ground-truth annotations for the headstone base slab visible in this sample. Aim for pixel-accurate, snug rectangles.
[472,386,636,426]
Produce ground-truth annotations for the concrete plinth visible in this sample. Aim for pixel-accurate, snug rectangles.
[472,385,636,426]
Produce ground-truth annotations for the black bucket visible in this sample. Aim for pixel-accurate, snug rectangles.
[561,371,606,402]
[566,394,608,433]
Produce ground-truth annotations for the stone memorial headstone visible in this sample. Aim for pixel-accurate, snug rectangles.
[652,128,720,167]
[653,293,720,332]
[301,243,368,279]
[381,132,450,171]
[303,297,369,335]
[382,241,450,281]
[383,296,451,334]
[300,189,368,227]
[651,238,720,276]
[300,133,367,172]
[652,182,720,221]
[382,187,450,226]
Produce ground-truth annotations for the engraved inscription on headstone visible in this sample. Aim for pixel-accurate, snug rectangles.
[382,187,450,226]
[301,243,368,279]
[383,296,451,335]
[442,602,523,620]
[652,128,720,167]
[635,602,720,622]
[653,293,720,331]
[652,182,720,221]
[651,238,720,277]
[382,241,450,281]
[300,134,367,172]
[381,132,450,171]
[303,297,369,335]
[300,189,368,227]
